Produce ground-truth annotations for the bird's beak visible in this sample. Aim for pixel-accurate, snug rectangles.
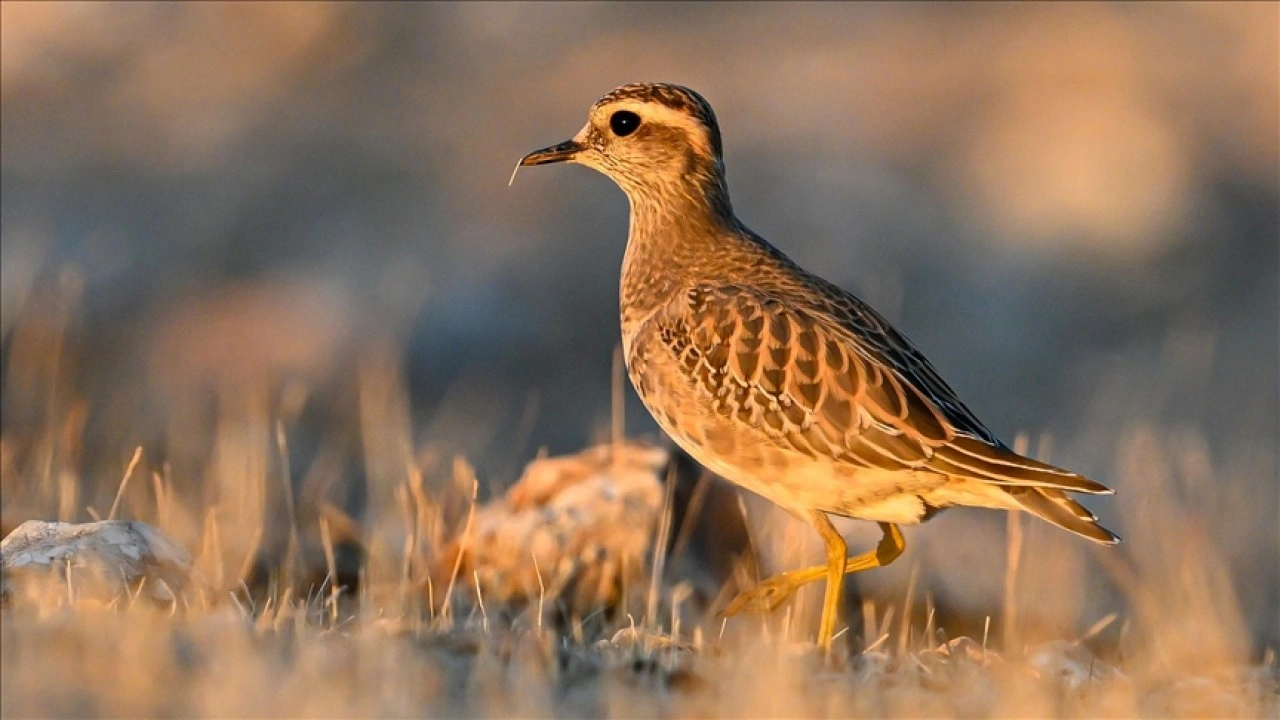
[519,139,584,166]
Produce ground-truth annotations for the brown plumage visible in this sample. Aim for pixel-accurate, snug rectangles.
[518,82,1118,651]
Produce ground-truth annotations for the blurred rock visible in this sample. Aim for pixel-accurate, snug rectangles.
[1,519,193,606]
[433,442,667,620]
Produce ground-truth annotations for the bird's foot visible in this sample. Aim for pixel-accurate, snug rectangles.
[722,567,823,617]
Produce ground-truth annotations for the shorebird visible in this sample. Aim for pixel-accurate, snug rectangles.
[516,82,1117,651]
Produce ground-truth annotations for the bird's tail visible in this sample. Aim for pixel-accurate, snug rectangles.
[929,435,1119,543]
[1003,485,1120,544]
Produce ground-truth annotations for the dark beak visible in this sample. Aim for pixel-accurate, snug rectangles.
[519,139,584,166]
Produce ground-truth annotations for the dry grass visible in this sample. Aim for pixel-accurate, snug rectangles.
[1,299,1276,719]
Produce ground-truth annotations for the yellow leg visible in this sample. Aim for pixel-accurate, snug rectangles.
[812,511,847,650]
[723,521,905,625]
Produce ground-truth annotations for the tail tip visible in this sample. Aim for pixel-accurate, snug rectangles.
[1085,523,1122,545]
[1096,530,1122,545]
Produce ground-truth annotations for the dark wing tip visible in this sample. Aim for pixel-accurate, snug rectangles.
[1008,486,1121,545]
[1087,528,1122,545]
[1083,523,1123,545]
[937,437,1115,495]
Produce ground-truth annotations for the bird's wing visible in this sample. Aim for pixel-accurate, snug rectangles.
[661,284,1110,494]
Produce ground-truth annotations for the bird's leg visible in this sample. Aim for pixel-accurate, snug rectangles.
[812,511,847,651]
[722,522,905,618]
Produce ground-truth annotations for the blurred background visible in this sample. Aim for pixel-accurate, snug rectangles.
[2,3,1276,657]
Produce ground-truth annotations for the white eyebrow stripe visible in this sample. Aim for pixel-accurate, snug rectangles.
[594,100,714,158]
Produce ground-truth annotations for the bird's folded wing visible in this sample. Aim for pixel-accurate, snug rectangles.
[661,285,1110,494]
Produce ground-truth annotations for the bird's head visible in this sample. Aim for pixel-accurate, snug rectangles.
[518,83,728,205]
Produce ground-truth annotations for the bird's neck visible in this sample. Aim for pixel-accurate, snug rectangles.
[625,168,737,247]
[619,175,740,327]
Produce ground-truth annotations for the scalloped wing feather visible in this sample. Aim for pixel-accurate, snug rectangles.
[663,284,1113,496]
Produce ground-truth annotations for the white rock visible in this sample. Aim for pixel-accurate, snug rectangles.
[1,519,193,605]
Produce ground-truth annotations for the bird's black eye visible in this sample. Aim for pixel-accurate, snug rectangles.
[610,110,641,137]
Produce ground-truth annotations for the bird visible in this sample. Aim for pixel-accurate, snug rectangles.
[516,82,1118,651]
